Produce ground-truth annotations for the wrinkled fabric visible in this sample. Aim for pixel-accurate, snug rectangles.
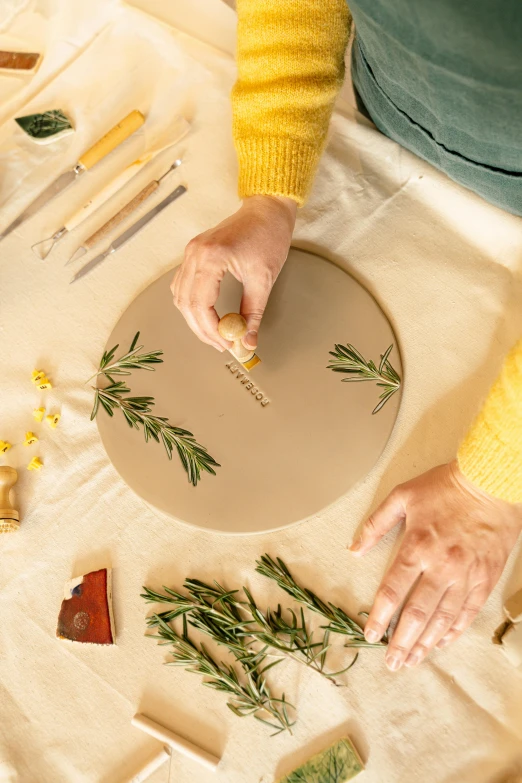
[0,2,522,782]
[350,0,522,214]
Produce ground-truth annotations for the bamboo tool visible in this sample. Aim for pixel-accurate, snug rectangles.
[31,155,181,260]
[1,110,145,240]
[66,159,182,266]
[131,714,220,772]
[70,184,187,283]
[0,467,19,533]
[218,313,261,370]
[120,746,170,783]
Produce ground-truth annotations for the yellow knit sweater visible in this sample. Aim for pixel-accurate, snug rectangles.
[232,0,522,504]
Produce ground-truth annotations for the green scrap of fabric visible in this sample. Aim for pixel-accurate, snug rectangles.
[278,738,364,783]
[15,110,73,139]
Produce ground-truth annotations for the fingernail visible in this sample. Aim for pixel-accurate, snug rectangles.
[364,628,380,644]
[349,537,362,554]
[385,655,402,672]
[436,637,450,649]
[405,653,421,668]
[244,331,258,349]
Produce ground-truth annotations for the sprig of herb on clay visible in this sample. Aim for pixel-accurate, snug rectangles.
[150,613,295,736]
[327,342,401,414]
[256,555,388,647]
[89,332,219,486]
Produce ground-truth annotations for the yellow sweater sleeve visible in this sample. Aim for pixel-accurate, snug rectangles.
[458,339,522,504]
[232,0,350,206]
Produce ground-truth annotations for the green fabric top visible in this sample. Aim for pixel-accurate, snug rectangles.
[350,0,522,215]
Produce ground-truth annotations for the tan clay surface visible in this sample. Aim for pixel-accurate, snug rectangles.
[97,248,402,533]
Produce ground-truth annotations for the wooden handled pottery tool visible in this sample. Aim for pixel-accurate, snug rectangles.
[1,109,145,240]
[218,312,261,370]
[0,51,41,71]
[70,183,187,283]
[66,159,182,266]
[31,155,181,261]
[0,467,19,533]
[131,713,220,772]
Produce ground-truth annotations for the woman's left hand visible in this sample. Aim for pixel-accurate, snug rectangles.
[350,461,522,671]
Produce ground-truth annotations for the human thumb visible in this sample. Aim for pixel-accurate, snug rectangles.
[349,488,406,556]
[240,275,272,350]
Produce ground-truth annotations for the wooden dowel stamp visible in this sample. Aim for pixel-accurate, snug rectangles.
[120,746,170,783]
[131,713,220,772]
[218,313,261,370]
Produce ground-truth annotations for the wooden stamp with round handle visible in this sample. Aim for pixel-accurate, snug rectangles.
[0,467,19,533]
[218,313,261,370]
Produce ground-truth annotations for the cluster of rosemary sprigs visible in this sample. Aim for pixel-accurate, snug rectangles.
[89,332,219,486]
[143,555,387,736]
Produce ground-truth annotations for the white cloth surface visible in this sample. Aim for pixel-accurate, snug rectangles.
[1,2,522,782]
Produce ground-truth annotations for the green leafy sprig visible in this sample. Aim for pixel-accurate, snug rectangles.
[327,343,401,414]
[89,333,219,486]
[151,614,294,735]
[256,555,388,647]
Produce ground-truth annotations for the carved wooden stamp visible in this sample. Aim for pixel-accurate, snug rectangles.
[218,313,261,370]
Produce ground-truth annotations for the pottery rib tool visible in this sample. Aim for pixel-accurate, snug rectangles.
[131,714,220,772]
[218,313,261,370]
[119,746,170,783]
[70,184,187,283]
[0,467,19,533]
[0,51,41,71]
[1,109,145,240]
[66,159,182,266]
[31,155,181,261]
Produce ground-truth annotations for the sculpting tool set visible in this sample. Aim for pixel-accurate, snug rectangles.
[70,183,187,283]
[1,110,145,240]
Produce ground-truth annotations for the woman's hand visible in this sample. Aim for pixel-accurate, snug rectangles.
[351,461,522,670]
[171,195,297,351]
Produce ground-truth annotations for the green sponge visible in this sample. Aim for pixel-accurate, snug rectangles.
[278,737,364,783]
[15,110,74,144]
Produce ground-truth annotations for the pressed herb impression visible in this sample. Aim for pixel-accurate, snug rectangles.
[89,332,219,486]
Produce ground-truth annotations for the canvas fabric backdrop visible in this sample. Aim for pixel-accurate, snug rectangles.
[1,2,522,782]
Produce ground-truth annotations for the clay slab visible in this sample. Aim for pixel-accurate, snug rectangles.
[97,248,402,533]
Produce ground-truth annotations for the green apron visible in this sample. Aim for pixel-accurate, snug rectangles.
[350,0,522,215]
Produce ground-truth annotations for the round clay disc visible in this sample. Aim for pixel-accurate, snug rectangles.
[97,248,402,534]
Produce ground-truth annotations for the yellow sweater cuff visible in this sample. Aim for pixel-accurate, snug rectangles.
[235,137,321,206]
[457,339,522,505]
[458,419,522,505]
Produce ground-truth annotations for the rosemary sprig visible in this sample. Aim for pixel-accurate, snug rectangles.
[89,333,219,486]
[151,614,294,735]
[87,332,163,383]
[327,342,401,414]
[255,555,388,647]
[143,578,357,685]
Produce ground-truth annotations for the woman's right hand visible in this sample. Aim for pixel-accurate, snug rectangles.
[171,194,297,352]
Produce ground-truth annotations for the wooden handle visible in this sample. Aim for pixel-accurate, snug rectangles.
[119,746,170,783]
[131,714,220,772]
[64,155,154,232]
[84,180,159,249]
[0,466,19,523]
[0,51,41,70]
[78,110,145,170]
[218,313,255,363]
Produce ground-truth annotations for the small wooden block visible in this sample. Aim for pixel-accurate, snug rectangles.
[278,738,364,783]
[57,568,115,644]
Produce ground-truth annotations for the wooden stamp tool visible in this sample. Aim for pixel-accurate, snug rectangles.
[218,313,261,370]
[0,467,19,533]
